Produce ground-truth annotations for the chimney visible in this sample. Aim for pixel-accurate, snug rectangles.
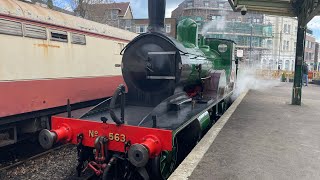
[148,0,166,32]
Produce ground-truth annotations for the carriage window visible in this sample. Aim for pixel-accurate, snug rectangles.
[71,33,86,45]
[50,30,68,42]
[24,24,47,39]
[0,19,23,36]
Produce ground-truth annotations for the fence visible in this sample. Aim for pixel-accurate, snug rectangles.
[255,69,320,81]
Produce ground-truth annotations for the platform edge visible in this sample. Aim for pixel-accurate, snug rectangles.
[168,90,249,180]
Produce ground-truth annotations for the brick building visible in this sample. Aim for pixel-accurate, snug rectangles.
[76,2,133,28]
[131,18,177,37]
[305,30,316,70]
[76,2,176,37]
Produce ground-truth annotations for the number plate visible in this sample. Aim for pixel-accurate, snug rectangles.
[108,133,126,142]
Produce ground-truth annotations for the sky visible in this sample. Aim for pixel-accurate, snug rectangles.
[53,0,320,41]
[308,17,320,42]
[53,0,184,18]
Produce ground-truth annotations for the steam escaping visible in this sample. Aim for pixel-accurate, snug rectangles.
[201,10,227,35]
[231,66,281,100]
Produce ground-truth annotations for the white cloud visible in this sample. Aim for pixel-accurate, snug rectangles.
[308,16,320,29]
[308,16,320,42]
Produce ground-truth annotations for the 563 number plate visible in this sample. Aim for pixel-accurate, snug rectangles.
[109,133,126,142]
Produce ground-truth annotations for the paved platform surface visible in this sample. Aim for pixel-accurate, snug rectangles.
[187,83,320,180]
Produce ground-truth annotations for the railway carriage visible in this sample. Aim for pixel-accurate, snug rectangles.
[0,0,136,147]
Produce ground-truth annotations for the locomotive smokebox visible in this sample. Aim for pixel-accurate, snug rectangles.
[148,0,166,32]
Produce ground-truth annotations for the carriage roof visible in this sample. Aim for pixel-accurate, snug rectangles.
[0,0,137,41]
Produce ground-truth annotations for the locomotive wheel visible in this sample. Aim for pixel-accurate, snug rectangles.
[151,138,178,180]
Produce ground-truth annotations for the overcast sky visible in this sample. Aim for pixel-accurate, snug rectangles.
[110,0,184,18]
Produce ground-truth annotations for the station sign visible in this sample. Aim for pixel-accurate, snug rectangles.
[236,49,244,58]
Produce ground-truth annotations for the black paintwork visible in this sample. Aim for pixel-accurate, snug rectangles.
[79,91,232,131]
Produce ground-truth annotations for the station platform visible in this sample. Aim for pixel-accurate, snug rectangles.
[169,82,320,180]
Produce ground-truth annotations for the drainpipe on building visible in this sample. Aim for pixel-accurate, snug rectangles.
[249,16,253,68]
[279,30,282,70]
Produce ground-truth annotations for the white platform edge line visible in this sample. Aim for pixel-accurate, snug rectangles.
[168,90,249,180]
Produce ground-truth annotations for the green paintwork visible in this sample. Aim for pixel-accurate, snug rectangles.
[205,38,235,82]
[177,18,198,48]
[197,111,210,131]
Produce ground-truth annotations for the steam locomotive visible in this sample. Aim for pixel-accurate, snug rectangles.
[39,0,237,179]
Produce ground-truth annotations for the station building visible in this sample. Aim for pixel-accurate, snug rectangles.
[261,16,317,71]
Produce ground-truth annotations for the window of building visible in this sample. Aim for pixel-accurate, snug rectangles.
[267,40,272,46]
[125,26,131,31]
[212,15,222,21]
[136,25,147,33]
[218,3,224,8]
[125,20,131,31]
[186,1,193,8]
[283,24,287,33]
[253,18,261,23]
[285,60,290,70]
[288,25,291,34]
[204,1,209,7]
[283,40,290,51]
[50,30,68,42]
[166,24,171,33]
[112,10,118,20]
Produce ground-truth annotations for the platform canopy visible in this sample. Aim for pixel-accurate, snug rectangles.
[228,0,320,26]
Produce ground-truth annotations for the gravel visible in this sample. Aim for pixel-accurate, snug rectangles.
[0,145,90,180]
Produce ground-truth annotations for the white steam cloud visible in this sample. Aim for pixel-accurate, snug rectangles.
[231,65,281,100]
[201,11,227,35]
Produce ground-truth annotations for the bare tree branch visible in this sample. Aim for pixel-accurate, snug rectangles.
[71,0,114,18]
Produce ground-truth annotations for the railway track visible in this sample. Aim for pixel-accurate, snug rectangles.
[0,143,96,180]
[0,144,69,172]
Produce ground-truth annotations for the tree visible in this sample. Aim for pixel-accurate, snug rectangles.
[71,0,114,18]
[47,0,53,9]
